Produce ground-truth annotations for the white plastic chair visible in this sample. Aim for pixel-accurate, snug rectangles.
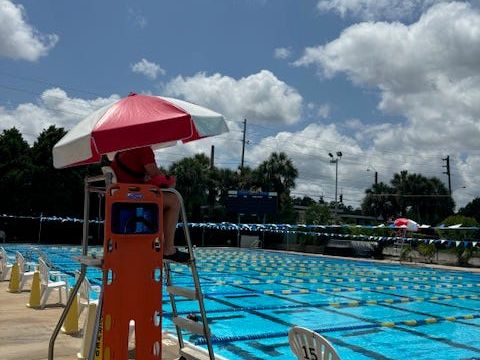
[39,258,68,308]
[289,326,340,360]
[76,272,100,317]
[0,247,13,281]
[16,251,36,291]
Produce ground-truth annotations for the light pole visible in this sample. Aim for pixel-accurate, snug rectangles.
[366,165,378,185]
[329,151,342,218]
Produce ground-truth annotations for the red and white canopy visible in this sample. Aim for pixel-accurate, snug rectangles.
[394,217,419,232]
[53,93,229,169]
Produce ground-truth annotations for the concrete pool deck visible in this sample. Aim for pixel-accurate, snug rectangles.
[0,281,185,360]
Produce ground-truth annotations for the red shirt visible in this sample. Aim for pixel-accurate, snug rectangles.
[111,147,155,183]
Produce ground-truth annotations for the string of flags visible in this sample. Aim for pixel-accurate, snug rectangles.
[1,214,478,247]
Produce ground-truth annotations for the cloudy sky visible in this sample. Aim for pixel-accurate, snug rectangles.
[1,0,480,210]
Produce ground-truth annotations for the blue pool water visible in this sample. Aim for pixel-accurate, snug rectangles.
[4,245,480,360]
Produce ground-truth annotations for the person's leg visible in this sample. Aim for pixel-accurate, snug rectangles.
[162,193,180,256]
[162,193,190,263]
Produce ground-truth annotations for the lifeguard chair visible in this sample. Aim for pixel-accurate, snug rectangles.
[48,174,215,359]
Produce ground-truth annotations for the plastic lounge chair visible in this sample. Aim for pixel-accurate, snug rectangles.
[16,251,36,291]
[0,246,13,281]
[76,271,100,317]
[39,258,68,308]
[289,326,340,360]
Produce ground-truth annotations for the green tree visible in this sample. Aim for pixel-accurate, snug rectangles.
[361,182,395,221]
[254,152,298,223]
[215,168,239,205]
[437,215,479,266]
[293,196,316,207]
[30,126,88,217]
[254,152,297,193]
[305,203,331,225]
[237,166,256,190]
[0,128,33,214]
[169,153,211,220]
[458,198,480,223]
[363,170,454,225]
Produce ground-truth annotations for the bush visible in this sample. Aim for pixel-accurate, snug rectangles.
[436,215,479,266]
[416,243,436,263]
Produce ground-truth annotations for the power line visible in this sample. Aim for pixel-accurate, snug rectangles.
[0,70,105,98]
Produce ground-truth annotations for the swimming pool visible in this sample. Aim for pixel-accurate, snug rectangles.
[4,245,480,360]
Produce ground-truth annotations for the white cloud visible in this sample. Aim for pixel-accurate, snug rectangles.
[0,0,58,61]
[0,88,119,143]
[163,70,303,125]
[317,0,446,21]
[128,8,147,29]
[307,102,331,119]
[296,2,480,153]
[292,2,480,208]
[274,47,291,59]
[316,103,331,119]
[131,58,166,80]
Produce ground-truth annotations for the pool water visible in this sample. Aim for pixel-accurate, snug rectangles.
[4,245,480,360]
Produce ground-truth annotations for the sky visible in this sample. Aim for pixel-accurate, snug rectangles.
[1,0,480,212]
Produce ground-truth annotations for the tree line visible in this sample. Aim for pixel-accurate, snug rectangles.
[0,126,299,223]
[1,126,479,226]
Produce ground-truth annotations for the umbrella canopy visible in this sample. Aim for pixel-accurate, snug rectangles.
[53,93,229,169]
[394,217,419,232]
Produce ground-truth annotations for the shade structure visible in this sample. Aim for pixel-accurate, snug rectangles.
[394,217,419,232]
[52,93,229,169]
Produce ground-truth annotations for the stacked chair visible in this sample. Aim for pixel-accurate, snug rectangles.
[0,246,13,281]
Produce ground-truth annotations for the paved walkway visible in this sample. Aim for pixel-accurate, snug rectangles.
[0,281,182,360]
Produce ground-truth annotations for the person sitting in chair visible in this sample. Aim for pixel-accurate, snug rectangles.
[111,146,189,263]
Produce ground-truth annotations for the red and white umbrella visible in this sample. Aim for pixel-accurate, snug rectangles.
[394,217,419,232]
[53,93,229,168]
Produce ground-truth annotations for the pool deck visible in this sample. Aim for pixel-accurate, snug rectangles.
[0,281,184,360]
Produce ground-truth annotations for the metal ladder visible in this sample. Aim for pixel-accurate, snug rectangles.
[163,189,215,360]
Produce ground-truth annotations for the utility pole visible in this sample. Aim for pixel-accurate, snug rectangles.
[210,145,215,169]
[240,118,247,172]
[209,145,215,215]
[366,165,378,185]
[442,155,451,195]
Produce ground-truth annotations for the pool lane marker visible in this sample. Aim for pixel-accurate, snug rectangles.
[205,270,472,288]
[166,293,480,317]
[201,264,466,282]
[210,278,480,294]
[193,312,480,346]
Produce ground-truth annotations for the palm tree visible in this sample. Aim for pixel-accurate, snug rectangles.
[390,170,410,216]
[169,154,211,220]
[254,152,298,194]
[361,182,395,221]
[254,152,298,223]
[389,170,453,224]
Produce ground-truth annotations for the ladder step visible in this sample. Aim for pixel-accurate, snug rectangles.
[179,346,214,360]
[173,316,207,336]
[167,286,198,300]
[73,255,103,267]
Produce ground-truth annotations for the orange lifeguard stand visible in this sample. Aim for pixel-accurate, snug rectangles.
[48,176,215,360]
